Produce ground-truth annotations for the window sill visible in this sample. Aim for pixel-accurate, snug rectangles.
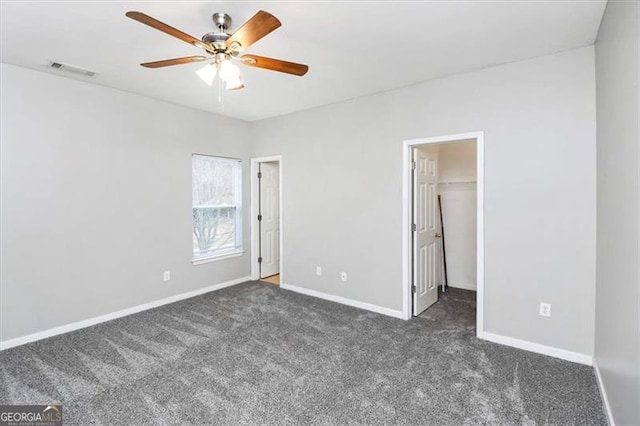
[192,250,244,265]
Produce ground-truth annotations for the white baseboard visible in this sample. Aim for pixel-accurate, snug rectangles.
[280,283,405,320]
[480,331,593,366]
[447,282,477,291]
[0,276,251,351]
[593,359,616,425]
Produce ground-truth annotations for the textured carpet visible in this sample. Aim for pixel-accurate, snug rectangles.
[0,282,606,425]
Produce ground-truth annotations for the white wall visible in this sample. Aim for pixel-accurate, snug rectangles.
[251,47,597,356]
[594,0,640,424]
[0,64,252,342]
[438,141,477,291]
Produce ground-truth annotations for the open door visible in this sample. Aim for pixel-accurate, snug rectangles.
[259,162,280,278]
[412,146,440,315]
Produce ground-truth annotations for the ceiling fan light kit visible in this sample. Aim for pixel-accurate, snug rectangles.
[195,63,216,86]
[125,10,308,92]
[195,53,243,88]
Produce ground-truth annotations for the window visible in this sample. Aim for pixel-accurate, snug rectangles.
[192,155,242,262]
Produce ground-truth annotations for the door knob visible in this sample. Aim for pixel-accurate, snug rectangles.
[434,232,442,238]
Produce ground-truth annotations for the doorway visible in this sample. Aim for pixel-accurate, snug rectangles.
[402,132,484,338]
[251,156,283,285]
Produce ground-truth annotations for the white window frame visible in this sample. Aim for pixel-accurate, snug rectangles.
[191,154,243,264]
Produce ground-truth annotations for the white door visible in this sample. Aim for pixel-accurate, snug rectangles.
[259,162,280,278]
[412,146,440,315]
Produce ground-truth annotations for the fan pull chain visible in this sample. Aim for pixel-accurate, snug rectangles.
[218,74,225,112]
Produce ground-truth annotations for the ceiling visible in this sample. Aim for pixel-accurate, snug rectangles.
[1,1,606,122]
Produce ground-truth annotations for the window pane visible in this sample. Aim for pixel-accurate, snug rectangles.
[192,155,241,259]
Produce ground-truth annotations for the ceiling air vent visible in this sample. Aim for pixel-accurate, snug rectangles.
[49,61,98,78]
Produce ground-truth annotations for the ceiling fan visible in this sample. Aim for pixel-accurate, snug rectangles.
[125,10,309,90]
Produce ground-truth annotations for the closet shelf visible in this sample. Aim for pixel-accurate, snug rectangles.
[439,180,477,185]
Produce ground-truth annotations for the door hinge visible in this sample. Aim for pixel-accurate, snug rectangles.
[258,257,263,264]
[258,214,262,221]
[257,171,262,179]
[412,223,417,232]
[411,161,416,170]
[411,285,417,293]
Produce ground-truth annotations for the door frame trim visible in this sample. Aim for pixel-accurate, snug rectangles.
[401,132,485,339]
[250,155,283,283]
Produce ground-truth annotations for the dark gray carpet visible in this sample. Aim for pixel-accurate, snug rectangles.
[0,282,606,425]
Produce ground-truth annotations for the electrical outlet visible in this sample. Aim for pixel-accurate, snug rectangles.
[163,271,171,281]
[539,302,551,317]
[341,272,348,282]
[316,266,322,276]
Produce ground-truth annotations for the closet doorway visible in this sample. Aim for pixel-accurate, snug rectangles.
[402,132,484,337]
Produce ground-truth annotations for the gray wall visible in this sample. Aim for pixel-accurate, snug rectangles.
[0,64,252,341]
[594,0,640,424]
[251,47,597,356]
[1,47,599,360]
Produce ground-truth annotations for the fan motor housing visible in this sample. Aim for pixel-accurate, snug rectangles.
[202,32,229,44]
[202,32,230,52]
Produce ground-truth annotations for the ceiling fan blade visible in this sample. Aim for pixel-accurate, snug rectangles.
[240,55,308,76]
[226,10,281,51]
[126,11,207,49]
[141,56,208,68]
